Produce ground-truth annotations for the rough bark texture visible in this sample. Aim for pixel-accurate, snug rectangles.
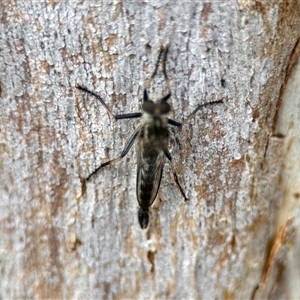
[0,0,299,299]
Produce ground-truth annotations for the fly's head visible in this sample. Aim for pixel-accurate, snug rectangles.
[142,89,171,118]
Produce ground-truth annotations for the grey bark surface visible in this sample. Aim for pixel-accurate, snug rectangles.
[0,0,299,299]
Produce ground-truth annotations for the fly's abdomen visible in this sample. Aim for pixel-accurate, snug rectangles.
[136,153,165,209]
[138,173,160,207]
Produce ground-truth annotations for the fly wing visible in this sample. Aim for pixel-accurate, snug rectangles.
[136,150,165,209]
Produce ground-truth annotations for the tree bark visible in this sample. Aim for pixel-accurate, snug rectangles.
[0,0,299,299]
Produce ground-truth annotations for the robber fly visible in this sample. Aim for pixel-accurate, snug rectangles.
[77,46,223,229]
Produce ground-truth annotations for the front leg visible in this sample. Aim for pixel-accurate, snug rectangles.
[181,100,224,125]
[77,85,142,120]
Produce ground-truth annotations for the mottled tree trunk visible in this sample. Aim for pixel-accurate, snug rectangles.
[0,1,299,299]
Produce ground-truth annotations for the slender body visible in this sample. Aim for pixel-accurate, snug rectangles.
[77,46,223,229]
[136,102,170,228]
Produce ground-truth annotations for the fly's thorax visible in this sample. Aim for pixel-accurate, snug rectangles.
[140,113,169,150]
[142,111,168,129]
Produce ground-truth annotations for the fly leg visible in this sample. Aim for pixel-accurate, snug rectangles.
[144,46,165,89]
[77,85,142,120]
[167,100,224,127]
[181,100,224,125]
[144,45,172,103]
[161,45,172,95]
[85,125,140,181]
[164,149,188,201]
[80,126,141,194]
[77,85,143,193]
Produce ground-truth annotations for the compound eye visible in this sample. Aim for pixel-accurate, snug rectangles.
[142,101,155,114]
[159,101,170,114]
